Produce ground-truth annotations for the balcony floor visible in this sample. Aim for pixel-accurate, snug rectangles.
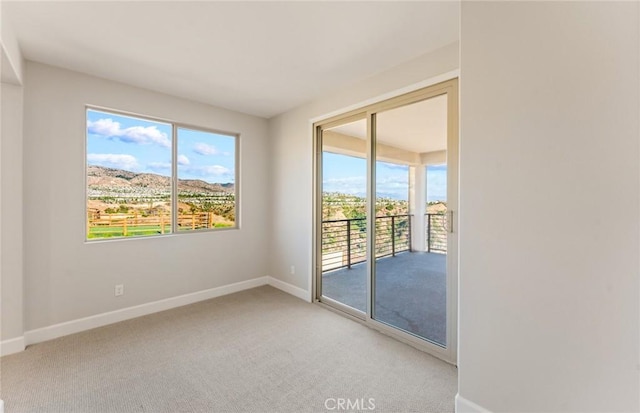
[321,251,446,346]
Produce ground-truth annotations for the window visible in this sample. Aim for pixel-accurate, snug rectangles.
[176,127,236,231]
[86,108,238,240]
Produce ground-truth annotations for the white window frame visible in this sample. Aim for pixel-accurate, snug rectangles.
[85,106,240,241]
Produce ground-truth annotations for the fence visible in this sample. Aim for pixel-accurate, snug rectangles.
[321,213,449,272]
[321,214,411,272]
[87,210,221,237]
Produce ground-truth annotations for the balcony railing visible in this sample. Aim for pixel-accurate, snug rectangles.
[321,212,449,272]
[322,214,411,272]
[426,213,447,253]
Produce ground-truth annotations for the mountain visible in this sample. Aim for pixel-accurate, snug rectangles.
[178,179,234,194]
[87,165,234,194]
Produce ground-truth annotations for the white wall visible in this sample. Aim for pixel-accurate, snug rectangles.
[22,62,270,331]
[268,42,459,292]
[458,2,639,412]
[1,0,26,350]
[0,0,3,354]
[1,8,23,85]
[1,82,23,342]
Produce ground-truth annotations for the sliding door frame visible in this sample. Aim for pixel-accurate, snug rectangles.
[313,78,459,364]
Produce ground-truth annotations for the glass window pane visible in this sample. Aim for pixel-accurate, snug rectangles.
[373,94,448,346]
[320,118,368,313]
[176,128,236,231]
[86,109,172,239]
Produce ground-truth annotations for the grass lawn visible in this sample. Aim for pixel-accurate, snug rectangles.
[88,222,234,238]
[88,225,167,238]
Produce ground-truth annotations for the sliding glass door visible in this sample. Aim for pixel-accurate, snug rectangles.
[373,95,449,346]
[315,79,458,362]
[319,116,368,314]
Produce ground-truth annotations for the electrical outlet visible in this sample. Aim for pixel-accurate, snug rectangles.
[115,284,124,297]
[290,265,295,275]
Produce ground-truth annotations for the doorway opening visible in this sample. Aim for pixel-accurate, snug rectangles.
[314,79,458,362]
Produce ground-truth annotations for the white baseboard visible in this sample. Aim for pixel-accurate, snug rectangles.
[267,276,311,302]
[0,336,26,356]
[8,275,311,354]
[455,394,491,413]
[24,276,270,346]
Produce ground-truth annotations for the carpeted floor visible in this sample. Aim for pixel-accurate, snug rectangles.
[0,286,457,413]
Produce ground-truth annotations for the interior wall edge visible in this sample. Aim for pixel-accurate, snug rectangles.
[455,394,492,413]
[267,276,311,302]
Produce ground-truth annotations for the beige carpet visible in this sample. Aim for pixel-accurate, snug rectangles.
[0,286,457,412]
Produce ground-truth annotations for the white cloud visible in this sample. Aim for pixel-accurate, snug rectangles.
[323,175,411,200]
[380,162,408,171]
[179,164,233,182]
[87,153,139,171]
[88,118,171,148]
[323,176,367,196]
[201,165,230,175]
[377,175,409,188]
[88,118,120,136]
[147,162,171,171]
[177,154,190,165]
[193,142,219,156]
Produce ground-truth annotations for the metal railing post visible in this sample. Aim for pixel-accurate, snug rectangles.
[427,214,431,253]
[347,220,352,269]
[408,215,412,251]
[391,216,396,256]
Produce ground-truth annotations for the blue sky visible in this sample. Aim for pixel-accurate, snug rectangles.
[426,164,447,202]
[323,152,446,202]
[87,109,235,184]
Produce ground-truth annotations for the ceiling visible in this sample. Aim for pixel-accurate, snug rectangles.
[3,1,459,118]
[331,94,448,154]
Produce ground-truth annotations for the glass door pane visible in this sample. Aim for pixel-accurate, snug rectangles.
[373,94,448,346]
[320,118,368,313]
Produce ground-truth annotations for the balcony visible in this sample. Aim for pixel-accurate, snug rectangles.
[321,213,448,346]
[322,213,447,271]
